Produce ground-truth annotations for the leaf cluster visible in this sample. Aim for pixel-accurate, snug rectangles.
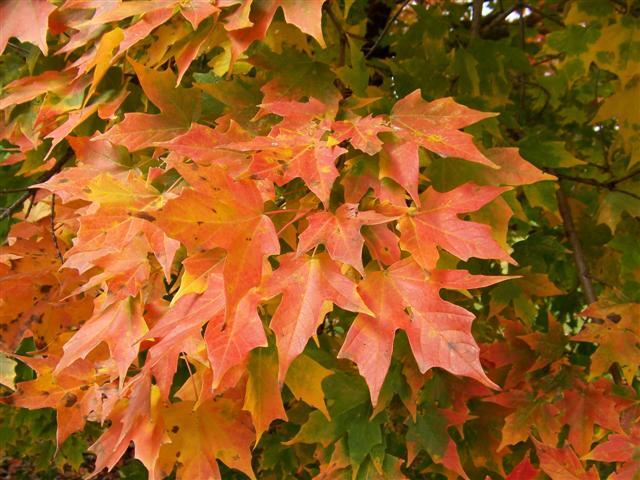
[1,1,639,479]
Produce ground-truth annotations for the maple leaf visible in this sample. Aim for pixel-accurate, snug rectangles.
[341,155,407,206]
[3,3,638,478]
[0,354,16,389]
[0,70,76,111]
[362,223,402,266]
[97,59,201,151]
[0,227,94,352]
[250,48,341,109]
[171,249,226,304]
[297,203,395,275]
[584,428,640,480]
[284,353,332,418]
[518,313,567,372]
[56,296,148,388]
[482,148,556,186]
[225,0,326,59]
[156,166,279,309]
[40,171,180,294]
[573,319,640,385]
[117,7,177,56]
[204,289,267,390]
[557,379,622,456]
[229,104,347,205]
[157,398,256,480]
[391,90,498,163]
[3,356,113,448]
[506,457,540,480]
[145,260,225,398]
[243,345,287,442]
[339,258,507,405]
[180,0,220,30]
[533,439,598,480]
[398,183,515,269]
[161,122,251,177]
[382,90,498,202]
[91,372,166,479]
[487,390,562,451]
[262,253,372,383]
[0,0,55,55]
[332,115,391,155]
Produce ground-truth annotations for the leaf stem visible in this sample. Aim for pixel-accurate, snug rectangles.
[50,194,64,264]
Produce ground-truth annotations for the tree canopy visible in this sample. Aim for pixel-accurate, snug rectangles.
[1,0,639,479]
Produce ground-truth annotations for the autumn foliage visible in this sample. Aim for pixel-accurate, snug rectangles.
[1,0,639,479]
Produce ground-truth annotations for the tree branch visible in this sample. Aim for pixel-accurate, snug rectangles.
[481,5,517,36]
[544,169,640,201]
[324,2,348,66]
[0,152,73,222]
[0,186,32,194]
[611,167,640,185]
[524,4,565,26]
[365,0,412,59]
[556,188,597,305]
[556,186,624,384]
[471,0,483,37]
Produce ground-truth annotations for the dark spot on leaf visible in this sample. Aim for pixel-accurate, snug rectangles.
[62,393,78,407]
[607,314,621,323]
[133,211,156,222]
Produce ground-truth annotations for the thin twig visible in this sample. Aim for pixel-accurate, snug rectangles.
[0,152,73,222]
[532,53,563,66]
[611,167,640,185]
[518,0,526,124]
[556,186,624,385]
[481,5,517,34]
[324,2,348,66]
[365,0,412,59]
[545,169,640,201]
[6,41,30,56]
[556,188,597,305]
[525,4,565,26]
[0,186,31,194]
[50,194,64,264]
[26,191,38,219]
